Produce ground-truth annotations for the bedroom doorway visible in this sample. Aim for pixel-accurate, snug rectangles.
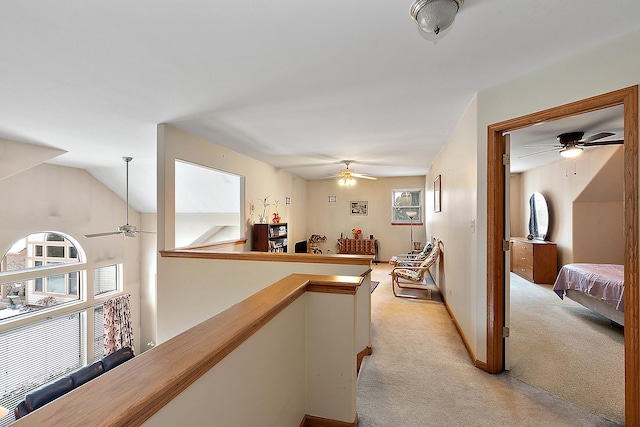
[485,86,639,425]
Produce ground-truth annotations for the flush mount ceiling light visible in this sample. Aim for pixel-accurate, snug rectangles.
[410,0,463,35]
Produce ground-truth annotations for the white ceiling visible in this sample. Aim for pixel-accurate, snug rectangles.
[2,1,639,213]
[509,105,625,173]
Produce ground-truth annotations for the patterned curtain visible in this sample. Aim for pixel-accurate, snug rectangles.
[103,294,134,356]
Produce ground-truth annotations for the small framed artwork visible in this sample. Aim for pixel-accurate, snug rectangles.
[328,195,337,203]
[350,200,368,216]
[434,175,441,213]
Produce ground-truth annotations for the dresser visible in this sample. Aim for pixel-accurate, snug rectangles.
[510,237,558,284]
[337,238,379,263]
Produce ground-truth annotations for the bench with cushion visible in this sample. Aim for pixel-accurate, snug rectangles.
[14,347,134,420]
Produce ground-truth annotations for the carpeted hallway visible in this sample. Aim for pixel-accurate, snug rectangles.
[356,264,621,426]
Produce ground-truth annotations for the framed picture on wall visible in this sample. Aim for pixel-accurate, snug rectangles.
[434,175,441,213]
[350,200,368,216]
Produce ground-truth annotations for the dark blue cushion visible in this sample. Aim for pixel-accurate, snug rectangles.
[102,347,134,371]
[24,376,74,412]
[69,361,104,387]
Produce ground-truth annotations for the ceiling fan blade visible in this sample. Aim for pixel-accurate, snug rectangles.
[580,132,615,143]
[85,231,122,238]
[352,173,377,180]
[517,147,561,159]
[136,230,157,234]
[580,139,624,146]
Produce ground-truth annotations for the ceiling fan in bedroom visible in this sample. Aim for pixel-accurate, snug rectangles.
[519,131,624,159]
[330,161,377,186]
[85,157,154,238]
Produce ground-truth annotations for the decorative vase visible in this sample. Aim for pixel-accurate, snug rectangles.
[354,233,359,240]
[272,213,281,223]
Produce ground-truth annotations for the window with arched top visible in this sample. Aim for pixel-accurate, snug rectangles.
[0,231,123,426]
[1,232,85,320]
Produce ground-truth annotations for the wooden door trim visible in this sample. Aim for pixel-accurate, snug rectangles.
[486,86,638,425]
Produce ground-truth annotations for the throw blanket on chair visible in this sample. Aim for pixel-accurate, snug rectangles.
[104,294,134,356]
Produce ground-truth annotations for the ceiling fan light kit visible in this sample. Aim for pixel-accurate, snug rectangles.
[410,0,463,35]
[519,131,624,160]
[339,176,356,186]
[334,161,377,185]
[559,145,583,158]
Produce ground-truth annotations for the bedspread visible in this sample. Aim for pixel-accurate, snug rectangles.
[552,263,624,312]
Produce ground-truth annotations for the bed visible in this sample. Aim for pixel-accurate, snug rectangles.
[552,263,624,326]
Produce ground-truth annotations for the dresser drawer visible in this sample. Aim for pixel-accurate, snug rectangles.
[513,241,533,256]
[514,250,532,270]
[514,263,534,281]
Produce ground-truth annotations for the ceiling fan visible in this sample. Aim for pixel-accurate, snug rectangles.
[520,131,624,159]
[330,161,377,185]
[85,157,154,238]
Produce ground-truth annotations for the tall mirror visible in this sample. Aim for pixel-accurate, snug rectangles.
[528,192,549,240]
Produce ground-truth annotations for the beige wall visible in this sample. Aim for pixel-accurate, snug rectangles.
[0,158,142,358]
[306,176,426,261]
[157,124,308,252]
[509,173,523,239]
[426,95,479,354]
[470,27,640,363]
[517,145,623,266]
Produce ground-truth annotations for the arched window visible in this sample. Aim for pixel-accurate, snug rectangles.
[0,231,123,425]
[0,232,84,320]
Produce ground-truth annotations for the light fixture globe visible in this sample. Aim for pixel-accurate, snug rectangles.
[560,145,583,158]
[411,0,463,35]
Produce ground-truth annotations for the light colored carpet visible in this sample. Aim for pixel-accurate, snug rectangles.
[356,264,621,426]
[508,273,624,424]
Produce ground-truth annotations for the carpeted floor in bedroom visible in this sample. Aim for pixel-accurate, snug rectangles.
[356,263,622,427]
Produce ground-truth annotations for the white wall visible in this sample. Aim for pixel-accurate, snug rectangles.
[306,176,426,261]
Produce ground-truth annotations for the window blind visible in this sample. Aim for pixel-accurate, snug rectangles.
[94,264,118,296]
[0,313,83,426]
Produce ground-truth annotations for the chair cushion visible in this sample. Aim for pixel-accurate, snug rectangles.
[394,268,423,282]
[102,347,135,371]
[24,376,74,412]
[70,361,104,387]
[422,242,433,254]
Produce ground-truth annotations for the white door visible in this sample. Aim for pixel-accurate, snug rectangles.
[503,133,512,370]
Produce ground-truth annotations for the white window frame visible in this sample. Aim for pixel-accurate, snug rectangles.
[391,189,423,224]
[0,231,127,426]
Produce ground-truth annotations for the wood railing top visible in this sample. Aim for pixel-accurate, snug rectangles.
[160,248,373,265]
[13,274,363,427]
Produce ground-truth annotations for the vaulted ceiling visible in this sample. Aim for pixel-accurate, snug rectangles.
[2,1,639,212]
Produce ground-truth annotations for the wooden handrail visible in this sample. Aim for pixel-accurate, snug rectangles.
[160,248,373,265]
[13,274,362,426]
